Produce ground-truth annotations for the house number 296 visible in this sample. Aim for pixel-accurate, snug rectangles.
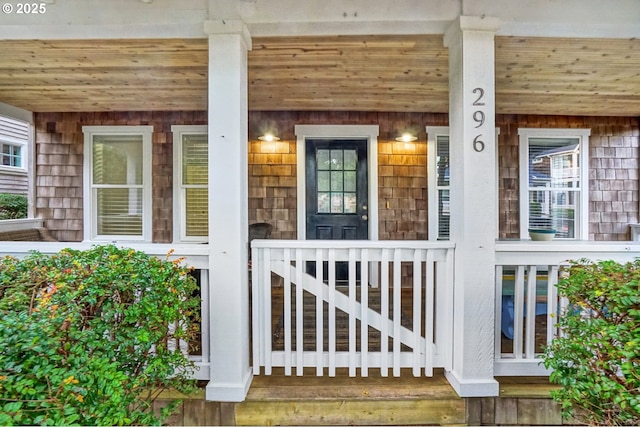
[472,87,486,152]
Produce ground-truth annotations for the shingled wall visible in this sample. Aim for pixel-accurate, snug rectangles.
[33,111,638,242]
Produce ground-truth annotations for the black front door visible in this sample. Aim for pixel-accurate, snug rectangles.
[305,139,368,282]
[305,138,368,240]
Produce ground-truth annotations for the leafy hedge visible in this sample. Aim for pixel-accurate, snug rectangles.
[0,193,27,220]
[0,245,200,425]
[543,259,640,425]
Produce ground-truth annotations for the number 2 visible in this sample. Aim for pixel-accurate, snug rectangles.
[472,87,485,106]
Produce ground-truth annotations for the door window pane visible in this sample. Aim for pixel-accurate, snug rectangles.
[344,171,356,192]
[317,149,330,170]
[331,193,344,213]
[318,192,330,213]
[330,171,343,191]
[330,150,343,170]
[317,171,330,191]
[344,193,357,213]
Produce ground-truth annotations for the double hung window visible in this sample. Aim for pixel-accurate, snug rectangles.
[172,125,208,242]
[518,128,590,239]
[83,126,153,241]
[426,127,450,240]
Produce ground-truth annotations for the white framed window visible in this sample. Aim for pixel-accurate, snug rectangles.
[172,125,208,243]
[426,127,450,241]
[427,126,500,241]
[83,126,153,242]
[518,128,590,240]
[0,115,29,172]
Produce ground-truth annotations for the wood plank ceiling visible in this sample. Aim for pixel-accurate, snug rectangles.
[0,35,637,116]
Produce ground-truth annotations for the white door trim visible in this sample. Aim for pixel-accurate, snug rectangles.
[295,124,379,241]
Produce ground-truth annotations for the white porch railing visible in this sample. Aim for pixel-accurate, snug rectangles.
[251,240,455,378]
[495,240,640,376]
[0,241,211,380]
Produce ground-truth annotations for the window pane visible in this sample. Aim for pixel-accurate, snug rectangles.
[344,193,357,213]
[317,171,330,192]
[330,171,343,191]
[344,150,357,170]
[96,188,142,236]
[185,188,208,236]
[528,138,579,188]
[183,134,208,185]
[317,149,330,170]
[344,171,356,192]
[438,189,450,239]
[528,137,580,239]
[330,193,343,213]
[93,135,143,185]
[436,136,450,186]
[330,150,343,170]
[0,144,21,167]
[318,192,330,213]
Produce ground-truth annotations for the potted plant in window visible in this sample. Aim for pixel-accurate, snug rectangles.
[529,217,556,241]
[528,228,556,241]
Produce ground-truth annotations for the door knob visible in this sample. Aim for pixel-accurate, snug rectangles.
[362,205,368,211]
[362,215,368,220]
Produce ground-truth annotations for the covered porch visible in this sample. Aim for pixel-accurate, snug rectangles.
[0,0,639,415]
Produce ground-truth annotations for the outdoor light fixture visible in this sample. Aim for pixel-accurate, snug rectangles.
[395,133,417,143]
[258,133,280,142]
[395,132,417,149]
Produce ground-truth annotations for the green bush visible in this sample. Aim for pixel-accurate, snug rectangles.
[0,245,200,425]
[542,259,640,425]
[0,193,27,219]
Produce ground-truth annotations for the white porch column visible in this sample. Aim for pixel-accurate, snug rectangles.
[443,16,500,397]
[204,20,253,402]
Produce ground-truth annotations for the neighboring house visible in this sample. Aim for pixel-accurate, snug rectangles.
[0,0,639,422]
[0,104,32,198]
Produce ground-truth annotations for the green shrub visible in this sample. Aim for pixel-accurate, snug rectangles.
[0,245,200,426]
[542,259,640,425]
[0,193,27,219]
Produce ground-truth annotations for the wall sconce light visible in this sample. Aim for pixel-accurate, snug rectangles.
[258,133,280,142]
[395,133,417,149]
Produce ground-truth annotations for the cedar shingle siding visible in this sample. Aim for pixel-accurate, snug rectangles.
[34,111,639,242]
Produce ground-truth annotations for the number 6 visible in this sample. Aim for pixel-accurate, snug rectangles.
[473,135,485,152]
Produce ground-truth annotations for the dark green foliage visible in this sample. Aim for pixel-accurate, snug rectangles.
[0,193,27,219]
[543,259,640,425]
[0,245,200,425]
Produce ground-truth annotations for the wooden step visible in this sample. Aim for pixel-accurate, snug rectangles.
[236,368,466,426]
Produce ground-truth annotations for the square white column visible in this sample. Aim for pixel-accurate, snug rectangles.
[443,16,500,397]
[205,20,253,402]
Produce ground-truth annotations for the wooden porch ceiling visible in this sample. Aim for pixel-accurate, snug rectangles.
[0,35,638,116]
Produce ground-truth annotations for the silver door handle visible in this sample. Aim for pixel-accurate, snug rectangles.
[362,215,368,220]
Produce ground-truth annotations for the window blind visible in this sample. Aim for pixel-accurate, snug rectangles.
[182,134,208,237]
[436,135,450,240]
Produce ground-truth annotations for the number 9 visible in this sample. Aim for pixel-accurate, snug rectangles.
[473,111,485,128]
